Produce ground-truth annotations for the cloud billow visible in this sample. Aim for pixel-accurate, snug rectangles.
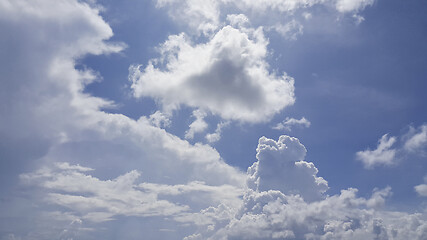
[129,25,295,123]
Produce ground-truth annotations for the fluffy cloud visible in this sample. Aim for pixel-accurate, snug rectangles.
[183,136,427,240]
[3,1,425,240]
[147,111,172,128]
[185,110,208,139]
[356,123,427,169]
[415,176,427,197]
[356,134,397,169]
[203,188,427,240]
[129,25,295,123]
[247,136,328,202]
[273,117,311,131]
[415,184,427,197]
[206,122,230,143]
[403,124,427,154]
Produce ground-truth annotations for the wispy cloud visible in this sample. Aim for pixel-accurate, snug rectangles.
[273,117,311,131]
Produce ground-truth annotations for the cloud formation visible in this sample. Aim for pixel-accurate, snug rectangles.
[205,122,230,143]
[19,136,427,239]
[182,136,427,240]
[273,117,311,131]
[130,25,295,123]
[247,135,328,202]
[404,124,427,154]
[0,1,245,237]
[356,124,427,169]
[155,0,377,35]
[356,134,398,169]
[185,110,208,139]
[3,1,427,240]
[415,176,427,197]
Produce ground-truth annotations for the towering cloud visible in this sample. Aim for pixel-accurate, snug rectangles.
[247,135,328,202]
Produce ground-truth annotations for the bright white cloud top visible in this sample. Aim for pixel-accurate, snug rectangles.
[1,0,427,239]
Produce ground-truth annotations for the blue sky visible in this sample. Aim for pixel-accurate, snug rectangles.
[1,0,427,239]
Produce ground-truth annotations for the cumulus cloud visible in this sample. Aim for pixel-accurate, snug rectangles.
[415,184,427,197]
[185,110,208,139]
[403,124,427,154]
[205,122,230,143]
[415,176,427,197]
[129,25,295,123]
[184,136,427,240]
[247,136,328,202]
[273,117,311,131]
[356,134,397,169]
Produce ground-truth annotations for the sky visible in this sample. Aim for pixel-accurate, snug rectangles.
[0,0,427,239]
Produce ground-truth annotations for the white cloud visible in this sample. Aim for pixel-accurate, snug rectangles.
[356,123,427,169]
[3,1,426,240]
[205,122,230,143]
[0,0,246,238]
[353,14,366,25]
[404,124,427,153]
[148,111,171,128]
[335,0,375,13]
[130,25,295,123]
[20,163,244,224]
[356,134,398,169]
[302,12,313,20]
[183,135,427,239]
[185,110,208,139]
[155,0,376,35]
[155,0,221,35]
[273,117,311,131]
[226,14,250,29]
[21,165,189,221]
[273,20,304,40]
[415,184,427,197]
[415,176,427,197]
[247,136,328,202]
[203,188,401,239]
